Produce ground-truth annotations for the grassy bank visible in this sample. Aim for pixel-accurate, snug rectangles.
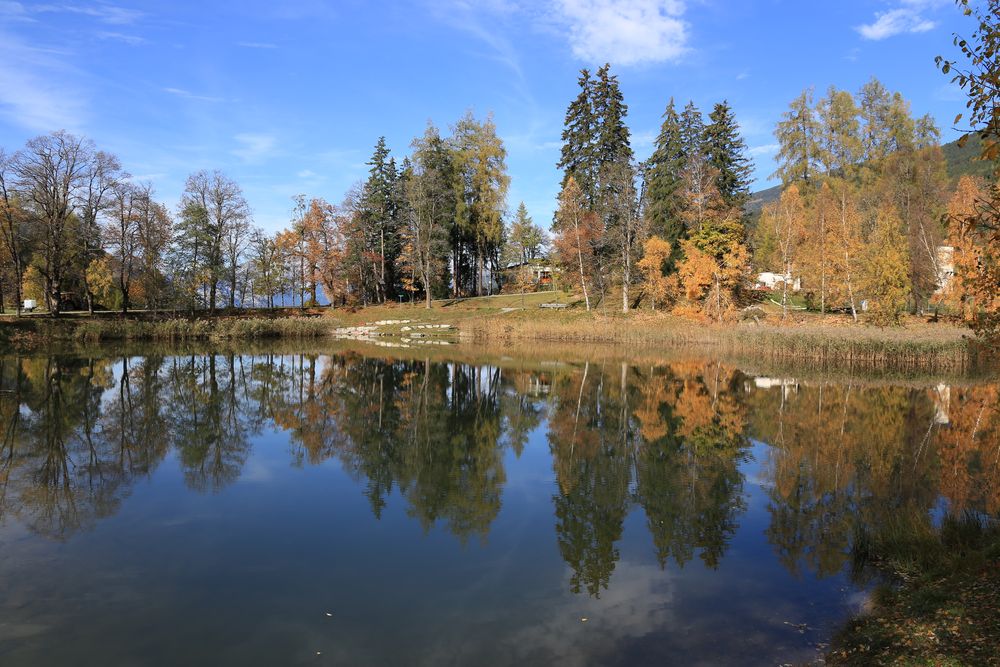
[0,291,986,374]
[830,514,1000,666]
[322,293,980,374]
[0,315,331,348]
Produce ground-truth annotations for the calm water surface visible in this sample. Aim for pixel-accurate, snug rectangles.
[0,344,997,666]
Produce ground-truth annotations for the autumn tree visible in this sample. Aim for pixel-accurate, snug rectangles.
[13,131,96,314]
[103,180,143,313]
[817,86,862,178]
[0,151,27,315]
[403,124,457,307]
[452,112,510,296]
[247,228,283,308]
[859,206,911,326]
[937,0,1000,344]
[937,175,984,320]
[601,159,646,312]
[169,200,212,310]
[179,170,251,312]
[773,90,821,186]
[827,180,864,321]
[553,176,600,310]
[761,184,807,318]
[76,150,123,313]
[135,192,172,309]
[676,216,749,322]
[637,236,674,310]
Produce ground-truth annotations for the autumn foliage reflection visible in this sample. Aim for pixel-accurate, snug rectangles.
[1,350,997,597]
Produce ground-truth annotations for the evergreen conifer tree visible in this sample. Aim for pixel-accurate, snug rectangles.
[704,101,753,212]
[645,99,686,253]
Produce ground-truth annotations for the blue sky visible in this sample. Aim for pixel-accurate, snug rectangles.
[0,0,972,231]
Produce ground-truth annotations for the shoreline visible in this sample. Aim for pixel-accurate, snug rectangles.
[0,307,986,374]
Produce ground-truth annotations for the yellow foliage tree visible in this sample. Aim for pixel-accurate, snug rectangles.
[675,218,749,322]
[859,206,910,326]
[637,236,675,310]
[21,265,45,303]
[86,256,118,310]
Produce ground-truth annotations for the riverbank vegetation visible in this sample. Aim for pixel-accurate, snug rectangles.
[830,513,1000,666]
[2,58,996,356]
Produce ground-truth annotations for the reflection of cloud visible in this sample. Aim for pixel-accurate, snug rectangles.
[393,560,676,667]
[237,459,274,483]
[498,561,675,665]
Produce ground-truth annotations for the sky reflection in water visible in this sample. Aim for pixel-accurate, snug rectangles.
[0,347,996,666]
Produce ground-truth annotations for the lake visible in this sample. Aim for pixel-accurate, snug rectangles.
[0,342,997,666]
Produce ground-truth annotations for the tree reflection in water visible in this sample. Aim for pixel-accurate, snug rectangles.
[0,350,997,595]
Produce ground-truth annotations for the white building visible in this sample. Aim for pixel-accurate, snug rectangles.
[934,245,955,295]
[755,271,801,292]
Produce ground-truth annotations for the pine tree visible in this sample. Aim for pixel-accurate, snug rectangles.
[679,101,705,159]
[645,99,686,255]
[360,137,402,302]
[558,69,598,204]
[704,101,753,212]
[592,64,632,167]
[507,202,545,265]
[773,89,821,186]
[404,124,457,308]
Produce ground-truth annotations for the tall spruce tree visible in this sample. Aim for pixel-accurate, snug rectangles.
[645,98,686,250]
[679,101,706,158]
[592,64,633,167]
[704,101,752,212]
[360,137,402,302]
[558,69,598,204]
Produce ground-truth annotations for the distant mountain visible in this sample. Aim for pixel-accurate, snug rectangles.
[747,135,993,214]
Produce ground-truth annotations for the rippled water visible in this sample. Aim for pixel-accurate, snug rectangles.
[0,344,996,665]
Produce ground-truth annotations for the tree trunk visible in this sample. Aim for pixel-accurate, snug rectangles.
[820,207,827,314]
[573,218,590,311]
[782,261,789,320]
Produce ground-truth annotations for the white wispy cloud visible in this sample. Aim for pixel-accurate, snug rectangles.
[296,169,318,179]
[856,0,942,41]
[0,1,34,21]
[232,133,277,163]
[748,143,779,157]
[33,3,143,24]
[237,41,278,49]
[97,31,146,45]
[0,29,86,131]
[552,0,688,65]
[163,87,223,103]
